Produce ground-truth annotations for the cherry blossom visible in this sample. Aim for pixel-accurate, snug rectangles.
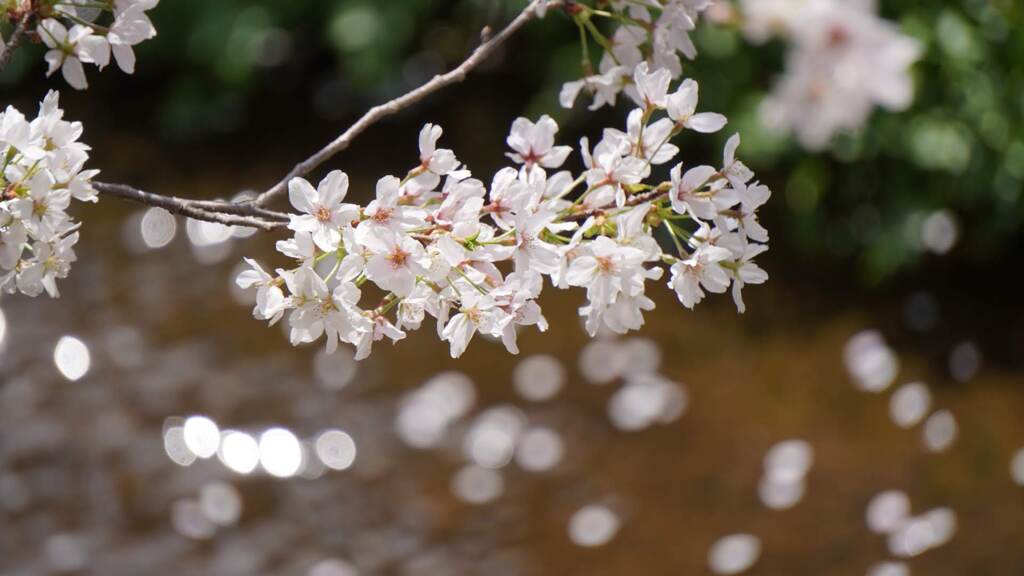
[1,0,779,360]
[0,91,96,300]
[287,170,359,252]
[233,87,770,358]
[741,0,922,149]
[236,259,287,325]
[667,79,727,133]
[31,0,159,90]
[670,244,732,309]
[506,115,572,171]
[39,19,109,90]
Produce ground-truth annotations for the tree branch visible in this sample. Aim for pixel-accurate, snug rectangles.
[85,1,554,233]
[0,13,31,71]
[252,0,550,208]
[566,186,672,222]
[93,182,289,231]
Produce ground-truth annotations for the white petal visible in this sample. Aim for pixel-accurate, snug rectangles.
[686,113,727,133]
[61,57,88,90]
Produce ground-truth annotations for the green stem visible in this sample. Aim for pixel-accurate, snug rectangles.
[453,266,488,295]
[663,220,687,257]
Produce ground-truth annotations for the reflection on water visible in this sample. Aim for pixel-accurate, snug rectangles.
[1,182,1023,576]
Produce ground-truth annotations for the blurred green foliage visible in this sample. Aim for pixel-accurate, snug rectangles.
[2,0,1021,282]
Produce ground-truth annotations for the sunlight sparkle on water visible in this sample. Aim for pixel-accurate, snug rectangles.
[54,335,90,381]
[922,410,958,453]
[515,427,565,472]
[866,490,911,535]
[889,382,931,429]
[307,558,358,576]
[183,415,220,459]
[199,481,243,526]
[451,465,504,505]
[218,431,260,474]
[140,207,176,249]
[259,427,303,478]
[867,561,909,576]
[844,330,898,392]
[315,429,357,470]
[568,504,620,548]
[708,533,761,574]
[513,354,565,401]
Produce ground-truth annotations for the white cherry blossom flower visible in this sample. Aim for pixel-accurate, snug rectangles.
[566,236,646,313]
[747,0,922,149]
[363,175,426,233]
[738,182,771,242]
[434,175,486,239]
[442,289,499,358]
[287,170,359,252]
[354,314,406,360]
[276,231,317,266]
[285,267,367,353]
[413,123,461,189]
[39,19,110,90]
[512,209,561,274]
[360,229,431,297]
[632,62,673,109]
[595,292,657,335]
[486,167,525,230]
[0,106,45,160]
[107,4,158,74]
[0,219,28,271]
[492,271,548,354]
[615,202,661,261]
[506,115,572,171]
[13,172,70,239]
[16,232,79,298]
[667,79,728,133]
[669,163,738,221]
[580,136,647,207]
[669,244,732,309]
[604,109,679,166]
[721,134,754,195]
[560,66,631,111]
[235,258,287,325]
[726,240,769,313]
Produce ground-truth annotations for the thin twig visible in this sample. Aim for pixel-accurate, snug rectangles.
[77,1,555,233]
[93,182,289,231]
[0,13,31,71]
[253,0,549,207]
[565,186,671,222]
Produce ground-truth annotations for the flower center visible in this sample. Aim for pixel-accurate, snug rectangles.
[389,247,410,268]
[314,205,332,223]
[826,24,849,48]
[596,255,615,273]
[373,208,393,224]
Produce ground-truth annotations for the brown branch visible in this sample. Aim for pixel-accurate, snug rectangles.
[252,0,550,208]
[93,182,289,231]
[0,12,31,71]
[78,1,555,233]
[565,185,671,222]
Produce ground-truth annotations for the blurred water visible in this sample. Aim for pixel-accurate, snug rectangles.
[1,168,1022,576]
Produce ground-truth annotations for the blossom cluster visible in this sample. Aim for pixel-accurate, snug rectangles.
[0,90,98,298]
[554,0,714,111]
[14,0,159,90]
[237,65,770,359]
[738,0,922,149]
